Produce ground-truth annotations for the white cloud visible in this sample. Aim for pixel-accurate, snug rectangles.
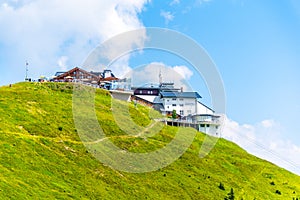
[160,10,174,24]
[57,56,69,71]
[173,65,193,80]
[0,0,150,84]
[261,119,275,128]
[123,62,194,91]
[170,0,180,6]
[182,0,212,14]
[105,55,132,78]
[222,117,300,175]
[196,0,212,4]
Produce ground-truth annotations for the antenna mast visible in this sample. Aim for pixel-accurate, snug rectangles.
[159,69,162,85]
[25,61,29,81]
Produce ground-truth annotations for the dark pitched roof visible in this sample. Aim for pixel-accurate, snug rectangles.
[55,72,66,77]
[160,92,202,99]
[54,67,100,80]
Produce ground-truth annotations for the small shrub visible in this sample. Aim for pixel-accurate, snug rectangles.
[224,188,234,200]
[58,126,63,131]
[270,181,275,186]
[219,182,225,190]
[275,190,281,195]
[172,110,177,119]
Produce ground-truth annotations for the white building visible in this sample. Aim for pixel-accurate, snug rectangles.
[130,84,222,135]
[191,114,221,136]
[158,91,221,135]
[159,92,201,116]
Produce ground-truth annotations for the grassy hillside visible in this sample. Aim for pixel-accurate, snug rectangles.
[0,82,299,199]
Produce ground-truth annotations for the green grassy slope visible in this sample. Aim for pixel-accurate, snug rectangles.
[0,82,299,199]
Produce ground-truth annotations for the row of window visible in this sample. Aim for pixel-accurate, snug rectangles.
[172,98,184,101]
[200,124,210,128]
[171,104,184,107]
[167,98,184,101]
[200,124,219,129]
[165,103,184,107]
[139,90,154,94]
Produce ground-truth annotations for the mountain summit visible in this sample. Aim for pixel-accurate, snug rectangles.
[0,82,299,199]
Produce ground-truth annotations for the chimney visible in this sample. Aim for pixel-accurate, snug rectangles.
[181,87,183,92]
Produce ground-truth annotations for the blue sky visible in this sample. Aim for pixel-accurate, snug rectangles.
[0,0,300,174]
[140,0,300,124]
[138,1,300,174]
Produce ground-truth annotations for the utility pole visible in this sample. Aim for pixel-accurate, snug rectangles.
[25,61,28,81]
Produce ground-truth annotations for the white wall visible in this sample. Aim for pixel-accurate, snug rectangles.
[162,97,197,116]
[199,124,219,136]
[197,102,214,115]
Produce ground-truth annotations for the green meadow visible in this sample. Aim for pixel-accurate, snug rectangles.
[0,82,299,199]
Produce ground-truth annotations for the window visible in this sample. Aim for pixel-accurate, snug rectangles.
[200,124,205,127]
[180,110,184,115]
[179,98,184,101]
[172,98,177,101]
[179,104,184,107]
[172,104,176,107]
[206,124,210,127]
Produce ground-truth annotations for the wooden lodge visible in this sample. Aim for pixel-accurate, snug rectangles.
[52,67,130,90]
[53,67,101,83]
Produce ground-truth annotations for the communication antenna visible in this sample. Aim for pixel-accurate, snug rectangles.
[159,69,162,85]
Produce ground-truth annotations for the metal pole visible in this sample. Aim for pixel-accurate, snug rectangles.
[25,61,28,81]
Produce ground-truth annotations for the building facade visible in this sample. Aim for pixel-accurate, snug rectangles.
[53,67,100,84]
[159,92,201,117]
